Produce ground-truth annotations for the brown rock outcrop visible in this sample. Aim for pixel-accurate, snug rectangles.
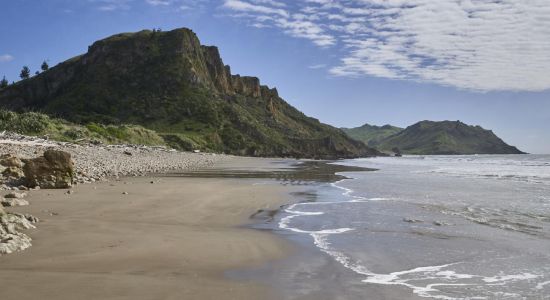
[23,150,75,188]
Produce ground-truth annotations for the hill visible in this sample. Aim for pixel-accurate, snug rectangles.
[341,124,403,147]
[0,28,379,159]
[373,120,524,155]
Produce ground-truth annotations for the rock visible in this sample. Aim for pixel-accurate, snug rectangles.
[0,154,23,168]
[0,212,35,255]
[25,214,39,223]
[4,192,27,199]
[23,150,75,189]
[1,198,29,207]
[2,166,24,179]
[403,218,424,223]
[0,154,25,180]
[122,192,129,195]
[123,151,133,156]
[66,190,74,195]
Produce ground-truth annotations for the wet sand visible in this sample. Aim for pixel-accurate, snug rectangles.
[0,158,297,300]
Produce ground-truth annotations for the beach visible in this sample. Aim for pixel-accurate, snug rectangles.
[0,154,298,300]
[3,135,549,299]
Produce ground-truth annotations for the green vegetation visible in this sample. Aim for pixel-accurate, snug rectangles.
[19,66,30,80]
[0,76,7,89]
[41,61,49,72]
[374,121,524,155]
[0,109,165,146]
[341,124,403,146]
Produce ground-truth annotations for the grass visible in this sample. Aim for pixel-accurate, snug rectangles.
[0,109,166,146]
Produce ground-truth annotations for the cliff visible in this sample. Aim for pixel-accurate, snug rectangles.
[0,28,379,159]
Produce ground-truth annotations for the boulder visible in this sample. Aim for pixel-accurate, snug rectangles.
[1,198,29,207]
[4,192,27,199]
[0,212,35,255]
[23,150,75,189]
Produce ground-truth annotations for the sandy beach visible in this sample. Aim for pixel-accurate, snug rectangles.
[0,157,296,300]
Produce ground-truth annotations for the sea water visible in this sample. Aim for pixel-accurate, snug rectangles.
[276,155,550,299]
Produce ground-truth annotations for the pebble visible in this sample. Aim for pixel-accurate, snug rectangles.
[403,218,424,223]
[0,131,221,189]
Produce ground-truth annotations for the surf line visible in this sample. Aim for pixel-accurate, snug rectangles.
[278,176,542,299]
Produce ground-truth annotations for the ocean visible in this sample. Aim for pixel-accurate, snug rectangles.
[269,155,550,299]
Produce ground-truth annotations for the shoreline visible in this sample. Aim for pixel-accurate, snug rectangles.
[0,156,302,299]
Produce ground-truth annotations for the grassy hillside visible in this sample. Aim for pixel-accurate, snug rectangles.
[341,124,403,146]
[375,120,524,155]
[0,28,378,159]
[0,109,165,146]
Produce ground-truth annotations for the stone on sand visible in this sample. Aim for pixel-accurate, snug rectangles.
[23,150,75,189]
[1,198,29,207]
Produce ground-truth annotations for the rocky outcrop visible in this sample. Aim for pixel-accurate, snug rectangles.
[0,192,37,256]
[23,150,75,188]
[0,211,36,255]
[0,28,380,159]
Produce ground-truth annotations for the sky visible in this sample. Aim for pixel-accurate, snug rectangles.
[1,0,549,153]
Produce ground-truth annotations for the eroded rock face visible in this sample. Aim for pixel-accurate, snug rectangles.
[23,150,75,189]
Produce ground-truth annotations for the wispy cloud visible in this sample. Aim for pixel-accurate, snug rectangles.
[145,0,209,11]
[0,54,14,63]
[308,64,327,69]
[89,0,133,11]
[221,0,336,46]
[146,0,171,6]
[221,0,550,92]
[223,0,288,18]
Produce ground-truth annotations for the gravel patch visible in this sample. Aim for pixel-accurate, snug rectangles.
[0,131,224,187]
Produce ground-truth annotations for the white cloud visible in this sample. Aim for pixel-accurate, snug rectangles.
[221,0,336,46]
[308,64,327,69]
[222,0,550,92]
[146,0,170,6]
[90,0,133,11]
[223,0,288,17]
[0,54,14,63]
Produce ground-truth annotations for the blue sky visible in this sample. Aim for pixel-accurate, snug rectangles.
[1,0,549,153]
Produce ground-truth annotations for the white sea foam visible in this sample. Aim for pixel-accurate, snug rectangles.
[356,155,550,185]
[482,273,539,283]
[278,171,548,299]
[536,280,550,290]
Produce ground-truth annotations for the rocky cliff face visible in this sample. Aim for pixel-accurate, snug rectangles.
[0,28,378,159]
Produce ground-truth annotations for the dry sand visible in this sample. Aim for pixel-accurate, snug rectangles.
[0,159,295,299]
